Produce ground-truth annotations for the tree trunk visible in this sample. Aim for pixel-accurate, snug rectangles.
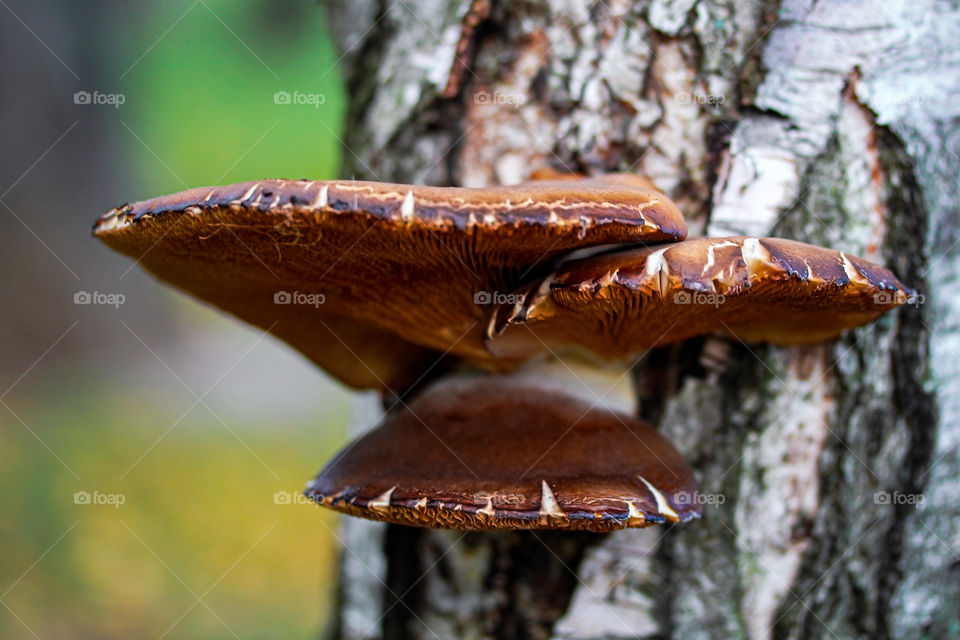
[321,1,959,638]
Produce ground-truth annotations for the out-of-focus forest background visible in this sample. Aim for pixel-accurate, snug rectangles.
[0,1,351,637]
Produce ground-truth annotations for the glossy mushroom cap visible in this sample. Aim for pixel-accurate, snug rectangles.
[487,236,914,360]
[94,177,686,391]
[305,376,701,531]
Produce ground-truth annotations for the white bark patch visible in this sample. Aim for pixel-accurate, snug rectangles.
[339,391,389,640]
[596,17,654,111]
[552,528,663,638]
[648,0,698,36]
[644,41,708,195]
[757,1,909,153]
[340,518,387,640]
[363,0,475,150]
[836,92,888,262]
[709,141,800,237]
[462,28,555,187]
[418,529,496,638]
[735,348,833,640]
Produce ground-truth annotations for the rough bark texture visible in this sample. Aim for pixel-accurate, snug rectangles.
[321,0,959,638]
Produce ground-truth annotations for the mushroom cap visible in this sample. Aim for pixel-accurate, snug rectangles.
[94,177,686,390]
[305,376,701,531]
[487,236,913,360]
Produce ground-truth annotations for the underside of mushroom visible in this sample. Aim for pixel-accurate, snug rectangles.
[93,176,685,390]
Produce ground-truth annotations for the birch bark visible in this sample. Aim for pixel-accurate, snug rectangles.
[322,1,959,637]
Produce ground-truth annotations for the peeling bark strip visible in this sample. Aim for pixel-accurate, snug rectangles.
[323,0,956,638]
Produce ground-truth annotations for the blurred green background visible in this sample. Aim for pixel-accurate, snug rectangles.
[0,1,353,637]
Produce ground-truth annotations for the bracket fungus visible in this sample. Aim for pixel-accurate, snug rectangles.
[94,173,913,531]
[93,176,684,389]
[486,236,911,361]
[306,376,700,531]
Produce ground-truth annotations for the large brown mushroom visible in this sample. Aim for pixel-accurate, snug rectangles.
[306,375,700,531]
[94,174,912,532]
[93,176,685,391]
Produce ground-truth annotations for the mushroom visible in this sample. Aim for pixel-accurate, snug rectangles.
[306,375,700,531]
[93,176,685,391]
[94,174,912,532]
[485,236,913,361]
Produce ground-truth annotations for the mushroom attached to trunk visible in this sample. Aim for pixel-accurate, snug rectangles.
[306,375,701,531]
[93,176,686,391]
[486,236,914,361]
[93,175,914,533]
